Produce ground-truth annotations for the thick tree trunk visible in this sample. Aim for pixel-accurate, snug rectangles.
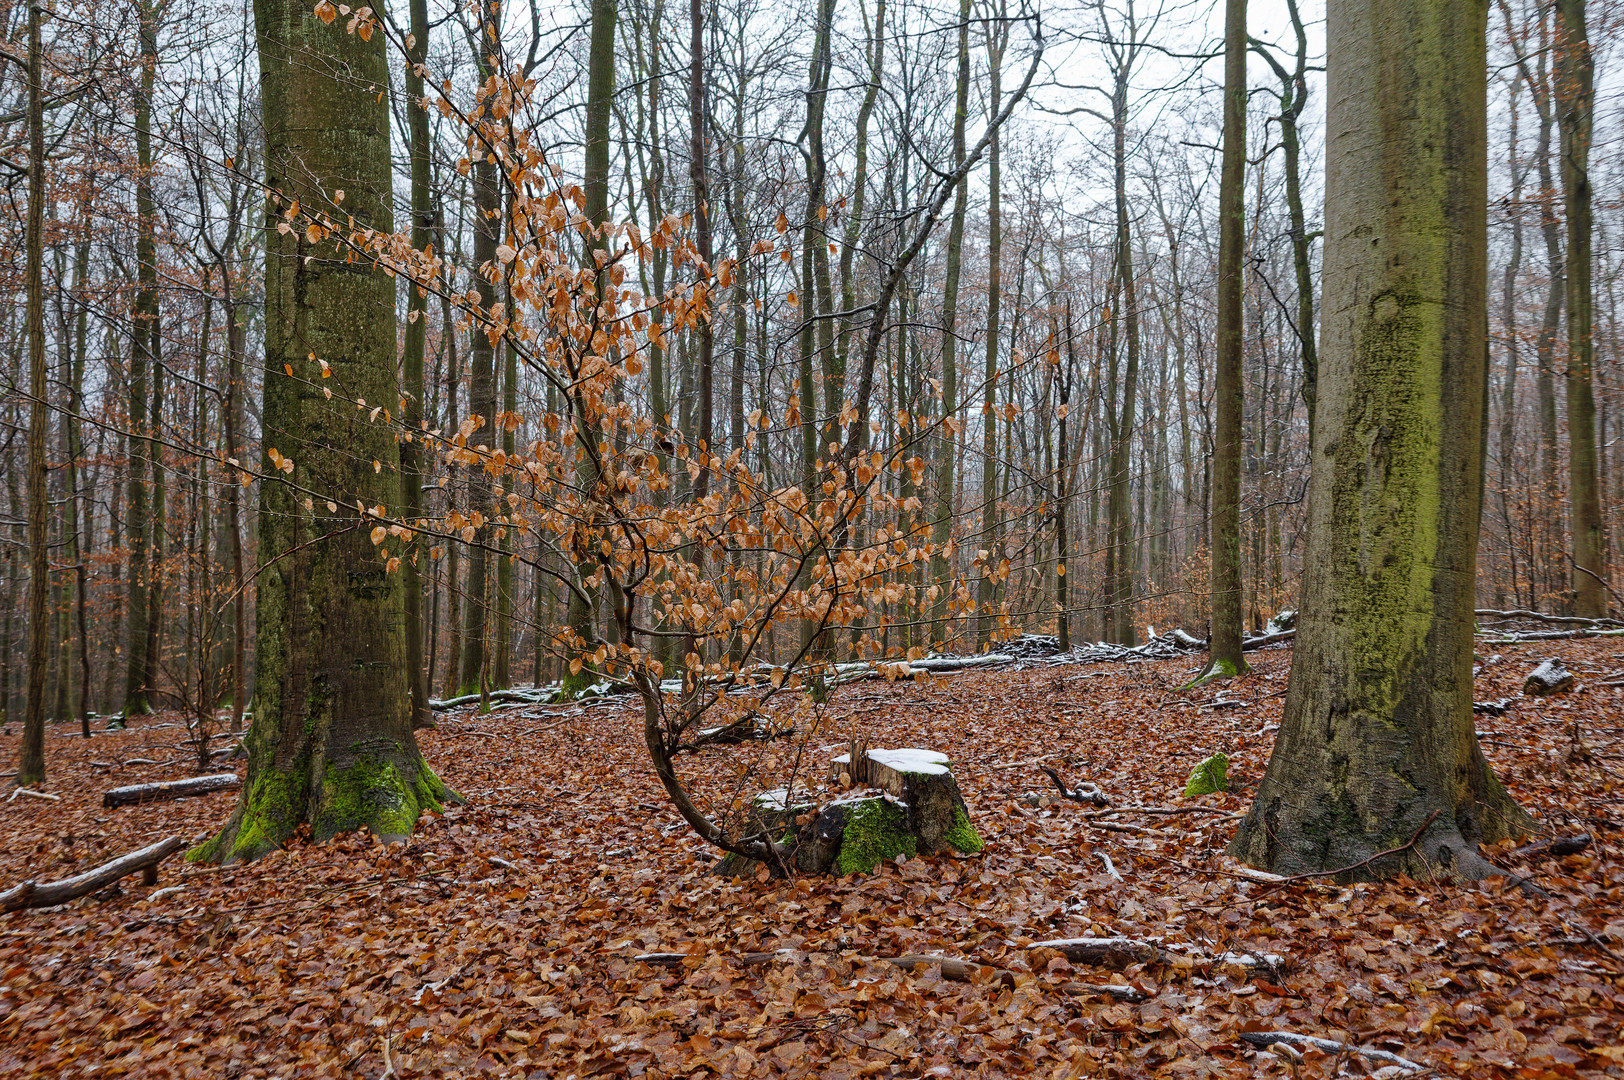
[1107,71,1140,647]
[193,0,453,864]
[1230,0,1530,879]
[122,0,160,718]
[1208,0,1248,679]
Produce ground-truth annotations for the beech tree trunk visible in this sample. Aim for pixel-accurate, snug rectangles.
[1208,0,1248,679]
[194,0,453,864]
[1230,0,1530,879]
[1556,0,1603,616]
[18,0,46,788]
[400,0,433,725]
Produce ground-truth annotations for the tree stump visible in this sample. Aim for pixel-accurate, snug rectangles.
[713,748,984,877]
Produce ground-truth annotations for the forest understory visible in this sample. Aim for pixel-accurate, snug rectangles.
[0,640,1620,1079]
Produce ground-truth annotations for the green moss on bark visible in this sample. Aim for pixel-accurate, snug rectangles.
[835,799,917,874]
[943,805,983,854]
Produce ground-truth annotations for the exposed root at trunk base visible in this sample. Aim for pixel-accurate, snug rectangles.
[189,755,460,865]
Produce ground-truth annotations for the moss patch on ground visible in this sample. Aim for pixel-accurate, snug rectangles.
[1184,752,1230,797]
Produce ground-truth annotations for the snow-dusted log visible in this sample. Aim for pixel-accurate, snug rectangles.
[103,773,241,809]
[1522,658,1575,696]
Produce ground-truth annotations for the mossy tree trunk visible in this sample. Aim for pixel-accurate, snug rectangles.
[1230,0,1530,880]
[194,0,453,864]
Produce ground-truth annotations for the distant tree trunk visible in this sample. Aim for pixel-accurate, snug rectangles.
[929,0,970,645]
[401,0,433,725]
[1106,58,1140,647]
[1231,0,1529,878]
[18,0,47,786]
[1556,0,1602,616]
[1207,0,1248,679]
[1496,44,1525,610]
[560,0,616,694]
[457,158,500,694]
[194,0,454,863]
[122,0,160,717]
[977,12,1007,647]
[1530,25,1565,608]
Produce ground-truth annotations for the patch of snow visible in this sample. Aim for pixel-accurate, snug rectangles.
[864,747,951,775]
[754,788,810,811]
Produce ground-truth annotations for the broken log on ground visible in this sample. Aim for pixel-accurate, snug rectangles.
[1523,658,1576,696]
[1236,1031,1424,1072]
[1030,937,1285,978]
[0,835,187,911]
[1511,833,1592,858]
[103,773,241,808]
[715,748,985,879]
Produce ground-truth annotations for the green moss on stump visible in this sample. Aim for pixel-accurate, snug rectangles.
[943,805,984,854]
[835,799,918,875]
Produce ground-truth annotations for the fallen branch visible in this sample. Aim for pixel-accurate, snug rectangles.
[1236,1031,1424,1073]
[428,687,552,711]
[1475,608,1624,628]
[1510,833,1592,859]
[1031,936,1167,968]
[1039,766,1109,806]
[9,788,61,803]
[103,773,241,809]
[1241,629,1295,650]
[1480,627,1624,642]
[0,835,187,911]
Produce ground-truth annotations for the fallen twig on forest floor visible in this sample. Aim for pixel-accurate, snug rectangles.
[9,788,61,803]
[1039,766,1109,806]
[1,835,186,911]
[1236,1031,1425,1072]
[1510,834,1592,859]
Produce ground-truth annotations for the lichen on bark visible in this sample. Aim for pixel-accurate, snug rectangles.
[1229,0,1531,881]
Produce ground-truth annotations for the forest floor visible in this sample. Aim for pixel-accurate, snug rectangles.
[0,638,1620,1079]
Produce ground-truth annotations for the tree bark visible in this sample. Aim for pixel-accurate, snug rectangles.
[1555,0,1602,616]
[929,0,971,645]
[193,0,454,864]
[122,0,160,718]
[400,0,433,725]
[19,0,47,787]
[1230,0,1530,878]
[1208,0,1248,679]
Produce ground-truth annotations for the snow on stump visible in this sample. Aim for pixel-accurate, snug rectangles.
[714,748,984,877]
[1522,658,1574,697]
[819,748,983,873]
[1183,752,1230,797]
